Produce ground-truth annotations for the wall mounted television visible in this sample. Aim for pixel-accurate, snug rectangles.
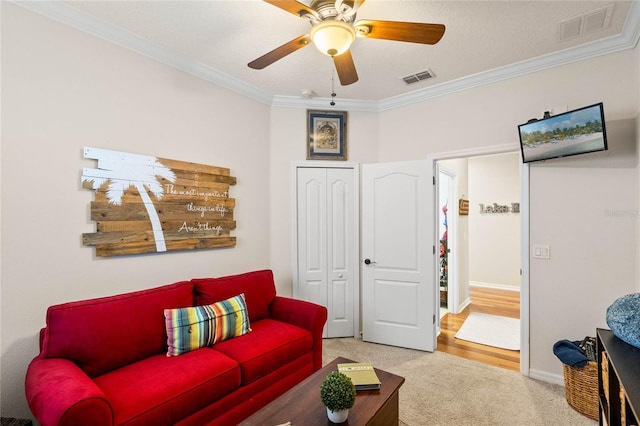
[518,102,608,163]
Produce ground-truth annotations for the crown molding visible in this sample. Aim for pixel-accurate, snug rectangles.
[270,95,379,111]
[11,0,640,112]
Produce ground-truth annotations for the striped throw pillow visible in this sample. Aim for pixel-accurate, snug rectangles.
[164,293,251,357]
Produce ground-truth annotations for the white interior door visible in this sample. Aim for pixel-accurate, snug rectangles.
[361,160,436,351]
[295,166,357,338]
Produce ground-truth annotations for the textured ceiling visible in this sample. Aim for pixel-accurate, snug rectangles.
[42,1,637,103]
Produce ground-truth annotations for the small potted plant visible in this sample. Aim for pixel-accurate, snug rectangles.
[320,371,356,423]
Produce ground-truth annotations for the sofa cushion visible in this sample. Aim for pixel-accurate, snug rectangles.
[94,349,240,426]
[192,270,276,322]
[164,294,251,356]
[42,281,194,377]
[212,319,312,385]
[180,353,314,426]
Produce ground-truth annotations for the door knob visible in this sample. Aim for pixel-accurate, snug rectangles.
[364,258,376,265]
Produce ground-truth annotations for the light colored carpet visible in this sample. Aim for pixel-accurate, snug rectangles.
[455,312,520,350]
[322,337,596,426]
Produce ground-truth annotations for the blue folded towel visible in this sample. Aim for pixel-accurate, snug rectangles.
[553,339,588,367]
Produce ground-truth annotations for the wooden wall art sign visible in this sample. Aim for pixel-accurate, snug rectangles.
[459,199,469,216]
[81,147,236,257]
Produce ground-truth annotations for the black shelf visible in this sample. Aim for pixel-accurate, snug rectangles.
[597,328,640,426]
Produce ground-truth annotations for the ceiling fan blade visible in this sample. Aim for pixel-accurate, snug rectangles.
[343,0,366,9]
[354,20,446,44]
[263,0,315,17]
[333,50,359,86]
[248,35,311,69]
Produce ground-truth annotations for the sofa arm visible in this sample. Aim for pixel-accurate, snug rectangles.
[269,296,327,371]
[26,357,113,426]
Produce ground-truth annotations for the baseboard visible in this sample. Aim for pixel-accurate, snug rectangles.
[469,281,520,292]
[457,296,471,313]
[529,368,565,387]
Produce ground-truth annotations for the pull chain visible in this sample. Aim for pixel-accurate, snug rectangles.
[330,71,336,106]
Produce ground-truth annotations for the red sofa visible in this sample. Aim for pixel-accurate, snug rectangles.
[25,270,327,426]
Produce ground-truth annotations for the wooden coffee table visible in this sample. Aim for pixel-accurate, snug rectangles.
[239,356,405,425]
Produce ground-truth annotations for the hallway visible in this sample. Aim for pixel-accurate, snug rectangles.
[437,286,520,371]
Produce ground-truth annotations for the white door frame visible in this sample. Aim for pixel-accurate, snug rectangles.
[436,164,459,315]
[427,144,530,376]
[291,161,361,338]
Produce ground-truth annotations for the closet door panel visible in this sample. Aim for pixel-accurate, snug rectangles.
[296,168,328,310]
[327,169,355,337]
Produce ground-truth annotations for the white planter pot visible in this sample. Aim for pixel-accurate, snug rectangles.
[326,407,349,423]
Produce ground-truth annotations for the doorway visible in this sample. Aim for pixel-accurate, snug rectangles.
[439,287,520,371]
[435,152,524,371]
[438,166,457,317]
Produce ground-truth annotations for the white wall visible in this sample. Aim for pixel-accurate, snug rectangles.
[375,48,639,380]
[529,131,638,378]
[637,42,640,293]
[468,153,521,288]
[1,4,272,418]
[0,0,4,412]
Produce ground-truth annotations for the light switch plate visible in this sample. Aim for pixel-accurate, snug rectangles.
[533,244,550,259]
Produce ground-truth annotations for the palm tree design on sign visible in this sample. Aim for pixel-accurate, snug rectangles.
[82,147,177,252]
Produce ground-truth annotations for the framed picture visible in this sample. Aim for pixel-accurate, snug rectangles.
[307,110,347,160]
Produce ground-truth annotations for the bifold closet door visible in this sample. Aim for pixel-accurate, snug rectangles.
[296,167,355,338]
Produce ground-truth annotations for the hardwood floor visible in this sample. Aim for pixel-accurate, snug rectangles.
[437,286,520,372]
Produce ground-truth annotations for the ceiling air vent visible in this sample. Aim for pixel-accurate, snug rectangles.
[402,69,435,85]
[558,4,614,41]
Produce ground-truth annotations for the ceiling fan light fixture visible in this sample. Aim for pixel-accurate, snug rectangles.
[310,20,355,57]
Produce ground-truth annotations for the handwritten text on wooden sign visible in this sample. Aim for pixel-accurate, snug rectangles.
[82,147,236,257]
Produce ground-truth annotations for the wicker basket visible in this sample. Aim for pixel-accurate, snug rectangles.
[562,361,599,421]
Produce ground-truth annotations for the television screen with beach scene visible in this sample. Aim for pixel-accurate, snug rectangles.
[518,103,608,163]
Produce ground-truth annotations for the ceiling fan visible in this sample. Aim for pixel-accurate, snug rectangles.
[248,0,446,86]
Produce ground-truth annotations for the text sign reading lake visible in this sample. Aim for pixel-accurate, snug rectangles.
[82,147,236,257]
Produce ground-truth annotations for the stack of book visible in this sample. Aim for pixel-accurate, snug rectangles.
[337,362,382,391]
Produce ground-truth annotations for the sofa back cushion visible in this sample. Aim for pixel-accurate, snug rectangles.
[192,270,276,322]
[41,281,194,377]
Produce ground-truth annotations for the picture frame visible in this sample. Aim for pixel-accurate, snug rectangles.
[307,110,347,160]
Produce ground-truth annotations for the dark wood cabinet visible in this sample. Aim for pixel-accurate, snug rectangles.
[597,328,640,426]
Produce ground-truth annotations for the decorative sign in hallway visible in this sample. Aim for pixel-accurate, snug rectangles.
[82,147,236,257]
[479,202,520,214]
[459,199,469,216]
